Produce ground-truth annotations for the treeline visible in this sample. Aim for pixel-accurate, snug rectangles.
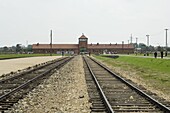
[0,44,32,54]
[134,43,170,53]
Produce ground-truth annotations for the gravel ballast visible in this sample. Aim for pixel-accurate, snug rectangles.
[9,56,91,113]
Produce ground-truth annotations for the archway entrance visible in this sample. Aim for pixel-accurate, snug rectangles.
[80,47,87,53]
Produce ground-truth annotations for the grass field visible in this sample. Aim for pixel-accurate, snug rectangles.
[93,54,170,99]
[129,53,170,57]
[0,54,61,60]
[113,55,170,74]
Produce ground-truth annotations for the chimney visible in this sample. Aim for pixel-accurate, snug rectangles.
[36,43,39,46]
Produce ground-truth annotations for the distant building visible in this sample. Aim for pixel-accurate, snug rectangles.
[32,34,134,54]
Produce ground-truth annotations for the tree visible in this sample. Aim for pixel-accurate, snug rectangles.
[167,47,170,51]
[138,43,147,52]
[3,46,8,52]
[27,45,32,52]
[148,45,154,52]
[16,44,22,53]
[156,46,163,52]
[11,46,16,52]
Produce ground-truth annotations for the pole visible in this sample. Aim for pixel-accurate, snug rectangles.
[130,34,132,44]
[146,35,149,46]
[26,40,28,47]
[122,41,124,53]
[50,30,52,56]
[165,29,168,56]
[128,40,129,47]
[165,29,168,50]
[146,35,149,54]
[135,37,138,54]
[136,37,138,48]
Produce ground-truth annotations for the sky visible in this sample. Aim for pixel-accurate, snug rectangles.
[0,0,170,47]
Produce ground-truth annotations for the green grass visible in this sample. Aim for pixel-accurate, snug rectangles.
[126,53,170,57]
[119,56,170,73]
[0,54,61,60]
[95,54,170,73]
[93,54,170,96]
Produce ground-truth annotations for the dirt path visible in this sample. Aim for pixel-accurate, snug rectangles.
[0,56,61,76]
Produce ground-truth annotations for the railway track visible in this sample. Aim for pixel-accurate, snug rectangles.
[83,56,170,113]
[0,56,73,112]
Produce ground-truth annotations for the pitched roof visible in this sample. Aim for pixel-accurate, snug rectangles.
[79,33,88,39]
[88,44,134,49]
[32,43,134,49]
[32,44,78,49]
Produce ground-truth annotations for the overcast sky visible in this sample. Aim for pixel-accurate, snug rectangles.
[0,0,170,47]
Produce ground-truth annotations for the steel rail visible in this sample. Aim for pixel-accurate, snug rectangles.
[83,56,114,113]
[0,57,73,101]
[88,56,170,112]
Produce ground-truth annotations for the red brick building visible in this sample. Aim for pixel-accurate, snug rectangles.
[32,34,134,54]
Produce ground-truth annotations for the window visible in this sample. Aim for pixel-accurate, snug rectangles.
[79,39,87,41]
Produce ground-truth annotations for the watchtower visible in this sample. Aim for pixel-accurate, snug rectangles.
[78,33,88,54]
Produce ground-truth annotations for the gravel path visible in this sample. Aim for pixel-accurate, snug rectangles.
[9,55,91,113]
[0,56,61,76]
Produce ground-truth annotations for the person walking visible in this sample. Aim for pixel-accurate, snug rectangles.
[154,51,157,58]
[89,52,91,56]
[62,51,64,57]
[165,51,167,57]
[161,51,163,59]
